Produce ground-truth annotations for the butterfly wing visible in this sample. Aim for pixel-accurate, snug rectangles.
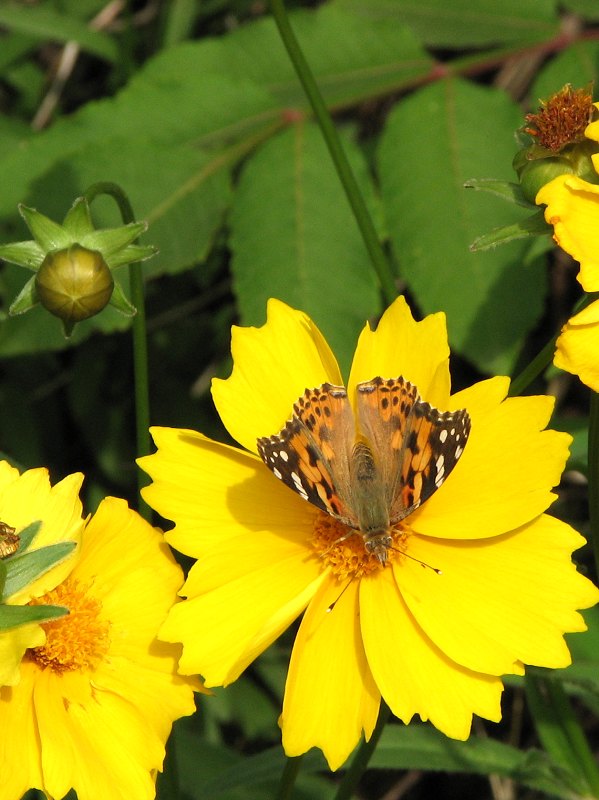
[356,376,471,523]
[257,383,359,527]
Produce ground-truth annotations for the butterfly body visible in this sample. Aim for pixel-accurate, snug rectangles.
[257,376,470,563]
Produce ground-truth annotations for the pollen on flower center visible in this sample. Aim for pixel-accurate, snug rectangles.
[27,577,110,673]
[310,513,407,580]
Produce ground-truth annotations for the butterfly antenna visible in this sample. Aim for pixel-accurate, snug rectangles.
[326,580,352,613]
[390,546,442,574]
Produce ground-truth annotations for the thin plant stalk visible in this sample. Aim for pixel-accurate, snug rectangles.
[84,181,151,521]
[333,702,391,800]
[269,0,397,306]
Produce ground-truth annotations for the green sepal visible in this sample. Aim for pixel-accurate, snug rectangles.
[18,205,72,251]
[0,240,45,270]
[62,318,76,338]
[8,275,39,316]
[470,210,550,252]
[62,197,95,239]
[109,279,137,316]
[81,222,148,260]
[1,541,76,601]
[464,178,535,209]
[0,603,69,632]
[106,244,157,269]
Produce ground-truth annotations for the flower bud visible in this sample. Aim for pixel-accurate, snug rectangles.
[35,245,114,324]
[517,156,575,204]
[514,85,599,202]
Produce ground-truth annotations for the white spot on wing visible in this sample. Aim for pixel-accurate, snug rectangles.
[291,471,309,500]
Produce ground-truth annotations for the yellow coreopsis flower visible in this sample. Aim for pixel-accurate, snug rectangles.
[0,462,84,686]
[139,297,599,770]
[0,488,198,800]
[537,103,599,391]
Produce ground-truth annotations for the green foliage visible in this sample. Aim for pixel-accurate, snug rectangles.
[1,0,599,798]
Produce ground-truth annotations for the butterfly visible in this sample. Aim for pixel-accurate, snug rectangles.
[257,376,471,563]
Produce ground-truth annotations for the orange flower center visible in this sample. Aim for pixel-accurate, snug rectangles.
[27,577,111,673]
[310,512,409,580]
[524,84,594,152]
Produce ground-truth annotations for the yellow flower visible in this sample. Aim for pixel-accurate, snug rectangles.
[537,105,599,390]
[0,492,198,800]
[0,462,84,686]
[140,297,599,771]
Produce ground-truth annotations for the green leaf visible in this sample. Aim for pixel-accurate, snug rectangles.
[0,4,431,224]
[13,521,42,554]
[530,41,599,102]
[561,0,599,22]
[141,4,432,112]
[230,123,381,376]
[2,541,76,601]
[469,209,551,251]
[332,0,559,48]
[0,6,118,63]
[463,178,534,208]
[0,602,68,631]
[28,138,231,281]
[371,725,581,799]
[377,78,547,374]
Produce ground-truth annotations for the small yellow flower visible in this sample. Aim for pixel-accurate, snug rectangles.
[140,297,599,770]
[537,104,599,390]
[0,462,84,687]
[0,490,198,800]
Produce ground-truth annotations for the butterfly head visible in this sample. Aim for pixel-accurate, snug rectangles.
[362,531,393,564]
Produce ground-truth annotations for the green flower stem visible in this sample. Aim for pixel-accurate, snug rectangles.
[525,674,599,797]
[84,182,151,522]
[333,702,391,800]
[589,391,599,581]
[508,334,557,396]
[510,292,597,397]
[269,0,397,306]
[275,754,304,800]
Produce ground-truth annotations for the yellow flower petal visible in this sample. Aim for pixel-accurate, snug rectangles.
[160,534,324,685]
[360,568,502,737]
[140,427,318,557]
[281,577,380,770]
[398,516,599,676]
[583,104,599,144]
[554,299,599,391]
[0,624,45,687]
[211,299,342,451]
[348,296,451,407]
[0,467,84,603]
[537,173,599,291]
[0,667,42,800]
[413,384,570,538]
